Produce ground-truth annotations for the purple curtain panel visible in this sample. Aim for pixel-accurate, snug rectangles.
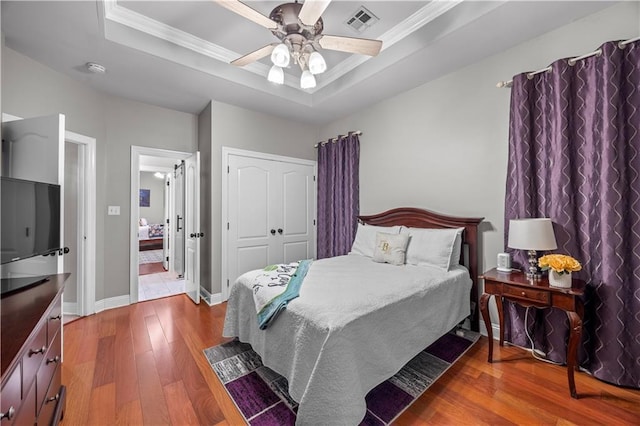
[317,133,360,259]
[504,40,640,388]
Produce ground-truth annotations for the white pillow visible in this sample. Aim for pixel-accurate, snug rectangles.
[372,232,410,266]
[350,224,402,258]
[403,227,464,270]
[139,218,148,226]
[450,229,464,267]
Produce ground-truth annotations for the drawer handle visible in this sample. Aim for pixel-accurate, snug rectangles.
[521,291,526,297]
[28,346,47,357]
[46,394,60,404]
[49,314,62,321]
[0,406,15,421]
[46,355,61,365]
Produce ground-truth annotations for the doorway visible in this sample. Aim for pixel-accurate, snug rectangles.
[130,146,200,304]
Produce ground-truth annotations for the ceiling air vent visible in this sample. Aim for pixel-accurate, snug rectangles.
[345,6,379,33]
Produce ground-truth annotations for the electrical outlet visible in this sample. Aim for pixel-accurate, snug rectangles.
[107,205,120,215]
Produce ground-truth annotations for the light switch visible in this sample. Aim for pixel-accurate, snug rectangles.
[108,205,120,215]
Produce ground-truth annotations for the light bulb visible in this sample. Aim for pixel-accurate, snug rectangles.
[308,51,327,75]
[271,43,290,67]
[267,65,284,85]
[300,70,316,89]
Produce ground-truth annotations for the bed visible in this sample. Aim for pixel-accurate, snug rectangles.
[223,207,483,425]
[138,219,164,251]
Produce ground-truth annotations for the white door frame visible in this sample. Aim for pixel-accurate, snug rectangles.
[130,146,192,303]
[221,147,317,301]
[2,113,97,316]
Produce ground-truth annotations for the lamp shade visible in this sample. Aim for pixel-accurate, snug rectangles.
[300,70,316,89]
[271,43,290,67]
[508,218,557,250]
[267,65,284,84]
[308,51,327,74]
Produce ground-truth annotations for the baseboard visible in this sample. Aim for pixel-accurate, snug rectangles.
[199,286,223,306]
[63,301,78,316]
[209,292,223,305]
[94,295,131,313]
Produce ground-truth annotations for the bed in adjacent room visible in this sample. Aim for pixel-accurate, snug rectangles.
[223,207,483,425]
[138,218,164,251]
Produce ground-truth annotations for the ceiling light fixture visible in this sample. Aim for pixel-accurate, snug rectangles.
[220,0,383,91]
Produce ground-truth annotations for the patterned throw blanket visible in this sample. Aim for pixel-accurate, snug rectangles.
[253,259,312,330]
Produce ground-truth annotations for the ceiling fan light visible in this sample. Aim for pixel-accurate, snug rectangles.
[271,43,290,67]
[267,65,284,85]
[308,51,327,75]
[300,70,316,89]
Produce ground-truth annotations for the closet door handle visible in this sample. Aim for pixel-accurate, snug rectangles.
[277,228,283,235]
[176,215,183,232]
[270,229,276,235]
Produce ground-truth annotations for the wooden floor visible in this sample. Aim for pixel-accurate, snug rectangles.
[62,294,640,425]
[138,262,166,276]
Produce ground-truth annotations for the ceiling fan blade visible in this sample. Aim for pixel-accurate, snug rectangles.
[319,35,383,56]
[213,0,278,29]
[231,44,277,67]
[298,0,332,26]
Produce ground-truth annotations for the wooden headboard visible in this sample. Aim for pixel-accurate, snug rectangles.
[358,207,484,332]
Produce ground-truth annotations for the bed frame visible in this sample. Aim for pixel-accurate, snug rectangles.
[359,207,484,332]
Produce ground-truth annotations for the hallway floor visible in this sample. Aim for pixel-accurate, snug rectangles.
[138,271,184,302]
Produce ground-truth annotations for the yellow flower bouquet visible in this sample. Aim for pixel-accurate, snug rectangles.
[538,254,582,275]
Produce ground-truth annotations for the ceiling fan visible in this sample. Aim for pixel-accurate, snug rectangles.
[214,0,383,88]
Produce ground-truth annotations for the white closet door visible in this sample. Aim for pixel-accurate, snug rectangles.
[227,155,280,290]
[280,162,315,263]
[226,153,315,295]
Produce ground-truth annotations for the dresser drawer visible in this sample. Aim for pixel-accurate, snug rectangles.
[0,365,21,424]
[503,285,550,305]
[47,296,63,345]
[22,324,47,393]
[36,331,61,414]
[37,368,62,426]
[12,380,36,426]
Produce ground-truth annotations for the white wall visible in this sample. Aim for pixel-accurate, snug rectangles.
[139,171,165,225]
[319,2,640,331]
[2,47,197,301]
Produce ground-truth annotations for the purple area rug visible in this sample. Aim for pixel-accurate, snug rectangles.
[204,329,479,425]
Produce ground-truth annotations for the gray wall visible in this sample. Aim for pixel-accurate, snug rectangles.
[139,171,165,225]
[319,2,639,330]
[2,47,197,301]
[209,101,317,294]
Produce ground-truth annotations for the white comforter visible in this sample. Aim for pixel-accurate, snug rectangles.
[223,254,471,425]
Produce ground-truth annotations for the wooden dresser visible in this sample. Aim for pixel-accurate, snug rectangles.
[1,274,68,425]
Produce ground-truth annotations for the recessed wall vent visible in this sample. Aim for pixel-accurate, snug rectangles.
[345,6,379,33]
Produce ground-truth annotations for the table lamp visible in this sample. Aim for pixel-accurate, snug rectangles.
[508,218,557,279]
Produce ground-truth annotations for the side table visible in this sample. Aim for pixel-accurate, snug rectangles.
[479,267,585,398]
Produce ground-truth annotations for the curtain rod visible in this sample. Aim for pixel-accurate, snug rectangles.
[314,130,363,148]
[496,35,640,88]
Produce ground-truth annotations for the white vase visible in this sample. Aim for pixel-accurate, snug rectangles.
[549,270,572,288]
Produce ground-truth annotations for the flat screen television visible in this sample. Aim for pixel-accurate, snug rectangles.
[1,177,61,265]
